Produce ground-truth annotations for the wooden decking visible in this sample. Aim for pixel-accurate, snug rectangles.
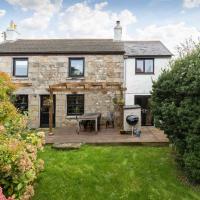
[45,126,169,146]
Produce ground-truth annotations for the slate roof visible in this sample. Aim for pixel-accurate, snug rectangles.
[0,39,124,54]
[124,41,172,56]
[0,39,172,56]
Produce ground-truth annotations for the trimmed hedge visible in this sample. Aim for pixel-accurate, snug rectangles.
[151,43,200,183]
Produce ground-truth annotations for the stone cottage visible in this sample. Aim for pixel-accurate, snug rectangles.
[0,21,172,130]
[0,37,124,128]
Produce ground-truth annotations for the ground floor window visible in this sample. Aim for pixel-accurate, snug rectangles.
[67,94,84,116]
[13,95,28,114]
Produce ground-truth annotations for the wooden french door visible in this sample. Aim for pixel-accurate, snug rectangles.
[40,95,56,128]
[135,95,153,126]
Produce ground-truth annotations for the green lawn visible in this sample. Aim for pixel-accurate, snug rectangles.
[33,146,200,200]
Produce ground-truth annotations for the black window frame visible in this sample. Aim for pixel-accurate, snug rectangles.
[67,94,84,116]
[68,57,85,78]
[135,58,154,74]
[13,58,29,77]
[13,94,28,114]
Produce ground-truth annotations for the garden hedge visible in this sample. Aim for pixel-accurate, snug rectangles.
[151,43,200,183]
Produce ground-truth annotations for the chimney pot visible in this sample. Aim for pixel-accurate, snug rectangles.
[5,20,19,41]
[114,20,122,41]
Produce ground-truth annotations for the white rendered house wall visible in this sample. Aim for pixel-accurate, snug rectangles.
[124,57,171,105]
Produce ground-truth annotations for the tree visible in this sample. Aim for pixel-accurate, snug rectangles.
[151,42,200,183]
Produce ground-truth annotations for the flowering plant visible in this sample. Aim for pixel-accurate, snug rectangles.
[0,132,45,200]
[0,187,13,200]
[0,72,45,200]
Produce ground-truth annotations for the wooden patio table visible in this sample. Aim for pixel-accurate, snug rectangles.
[77,113,100,134]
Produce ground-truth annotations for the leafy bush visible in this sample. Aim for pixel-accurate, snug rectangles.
[0,72,27,136]
[0,72,45,199]
[0,101,27,136]
[0,72,15,101]
[0,187,13,200]
[0,132,45,200]
[151,43,200,183]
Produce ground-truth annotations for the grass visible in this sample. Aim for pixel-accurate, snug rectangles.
[33,146,200,200]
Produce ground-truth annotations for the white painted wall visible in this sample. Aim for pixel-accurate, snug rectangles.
[124,57,171,105]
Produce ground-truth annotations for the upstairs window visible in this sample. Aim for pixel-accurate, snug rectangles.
[67,94,84,116]
[69,58,84,77]
[13,95,28,114]
[135,58,154,74]
[13,58,28,77]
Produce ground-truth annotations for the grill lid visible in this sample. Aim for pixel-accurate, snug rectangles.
[126,115,139,126]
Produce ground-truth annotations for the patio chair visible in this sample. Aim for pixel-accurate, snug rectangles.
[106,112,114,128]
[79,120,88,130]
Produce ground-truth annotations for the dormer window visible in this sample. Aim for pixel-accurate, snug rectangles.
[69,58,84,77]
[13,58,28,77]
[135,58,154,74]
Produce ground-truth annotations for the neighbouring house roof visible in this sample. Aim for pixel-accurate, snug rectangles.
[0,39,125,55]
[124,41,173,57]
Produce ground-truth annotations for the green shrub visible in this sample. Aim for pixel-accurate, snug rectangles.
[151,43,200,183]
[0,101,27,136]
[0,72,45,199]
[0,132,45,200]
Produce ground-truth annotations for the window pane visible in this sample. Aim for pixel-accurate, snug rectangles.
[13,95,28,114]
[67,95,84,115]
[145,59,153,73]
[15,60,28,76]
[136,60,144,73]
[70,59,84,77]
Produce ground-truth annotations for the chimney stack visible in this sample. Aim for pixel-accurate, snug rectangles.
[114,21,122,41]
[5,20,19,41]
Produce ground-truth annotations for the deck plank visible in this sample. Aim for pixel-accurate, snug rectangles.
[45,126,169,146]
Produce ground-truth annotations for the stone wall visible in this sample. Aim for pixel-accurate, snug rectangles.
[0,55,124,128]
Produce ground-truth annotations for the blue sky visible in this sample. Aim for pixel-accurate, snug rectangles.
[0,0,200,53]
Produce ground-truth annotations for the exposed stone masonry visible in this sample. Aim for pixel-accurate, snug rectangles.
[0,55,124,128]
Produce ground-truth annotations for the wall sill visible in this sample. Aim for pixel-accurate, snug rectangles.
[66,77,85,81]
[65,116,78,119]
[12,78,30,81]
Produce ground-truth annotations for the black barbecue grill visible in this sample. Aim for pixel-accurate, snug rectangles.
[126,115,139,126]
[126,115,140,136]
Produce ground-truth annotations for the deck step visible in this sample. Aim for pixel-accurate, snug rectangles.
[52,142,82,150]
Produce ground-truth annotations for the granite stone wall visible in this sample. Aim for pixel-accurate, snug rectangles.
[0,55,124,128]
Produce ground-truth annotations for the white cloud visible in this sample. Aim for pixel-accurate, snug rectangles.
[5,0,62,12]
[58,1,136,39]
[20,12,52,30]
[135,23,200,54]
[6,0,43,10]
[6,0,63,30]
[0,9,6,17]
[94,1,108,10]
[0,10,6,43]
[183,0,200,8]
